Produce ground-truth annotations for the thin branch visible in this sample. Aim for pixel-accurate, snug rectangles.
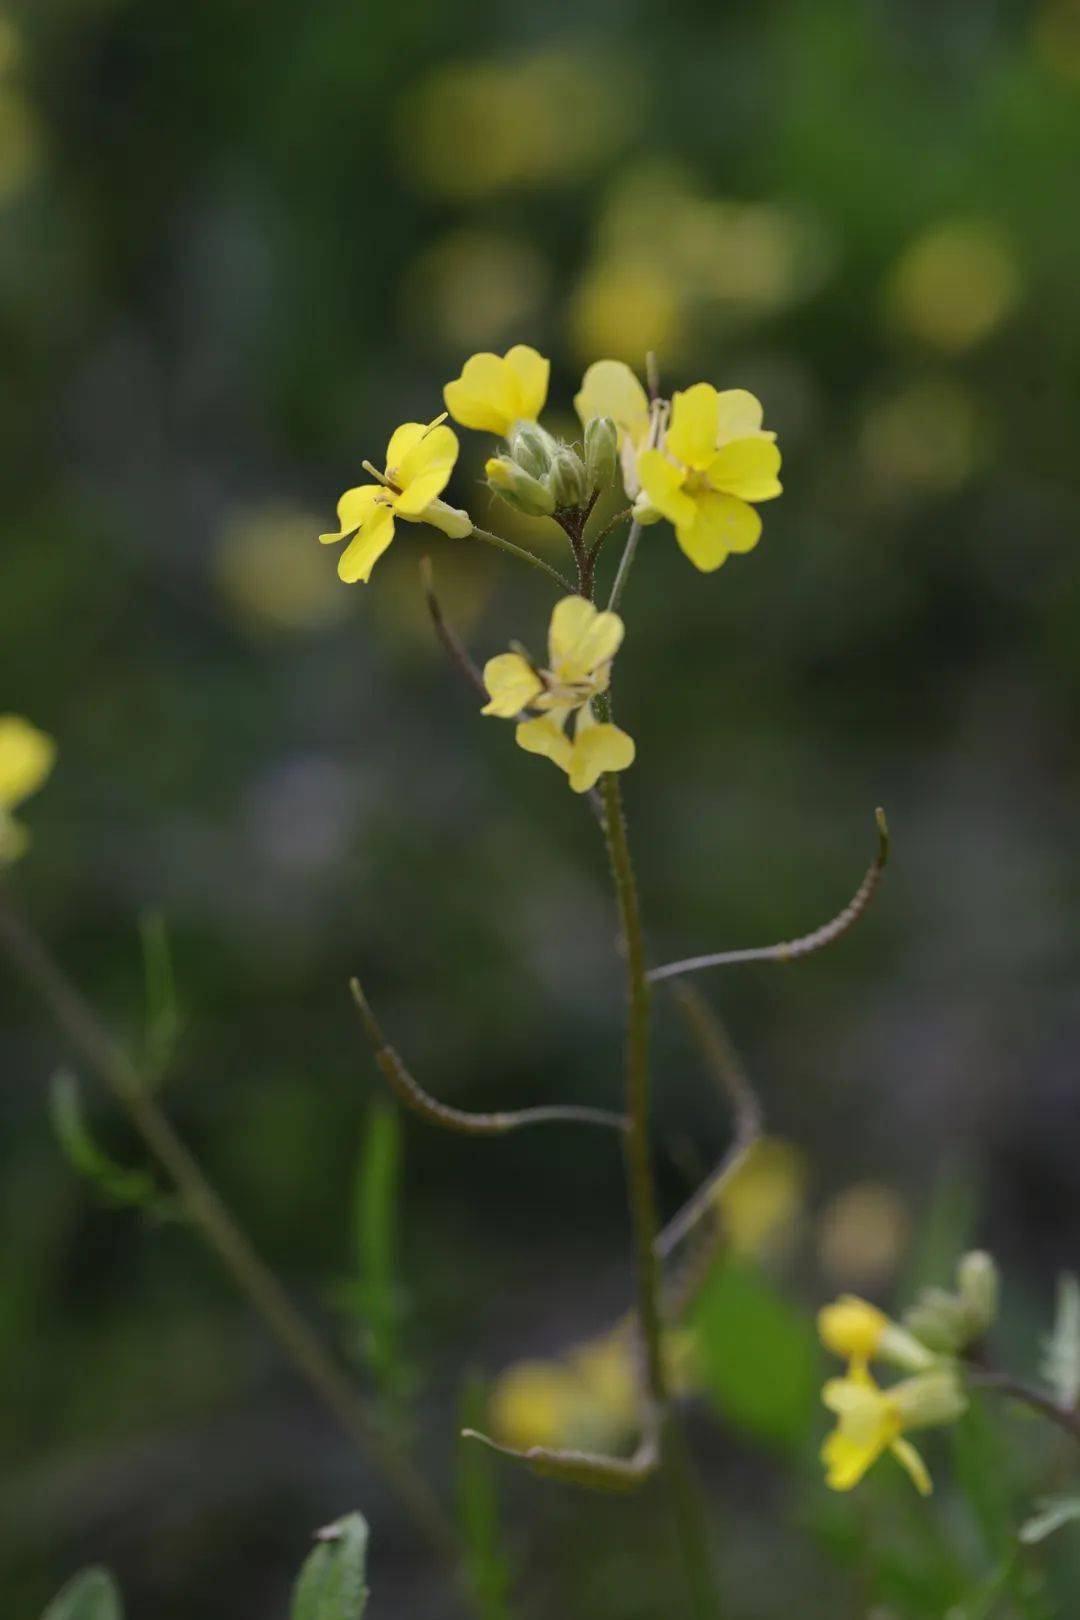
[0,886,457,1564]
[468,526,573,592]
[968,1370,1080,1446]
[606,519,643,614]
[648,807,890,985]
[461,1408,660,1493]
[350,979,627,1137]
[584,505,632,579]
[420,556,487,699]
[655,981,763,1261]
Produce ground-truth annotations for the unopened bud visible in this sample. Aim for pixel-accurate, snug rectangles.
[904,1286,970,1355]
[507,421,558,481]
[892,1368,968,1430]
[485,456,555,518]
[957,1250,999,1337]
[584,416,618,491]
[548,444,588,510]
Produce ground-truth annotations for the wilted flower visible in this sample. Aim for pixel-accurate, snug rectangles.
[0,714,55,863]
[637,383,782,571]
[319,417,471,584]
[444,344,549,437]
[481,595,635,794]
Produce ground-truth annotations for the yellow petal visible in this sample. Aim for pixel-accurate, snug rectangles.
[675,491,762,572]
[384,421,428,471]
[708,437,783,502]
[666,383,720,470]
[890,1438,933,1496]
[0,715,56,810]
[515,715,574,774]
[319,484,383,544]
[481,653,543,717]
[714,388,765,444]
[821,1422,892,1491]
[547,595,624,680]
[337,503,395,583]
[818,1296,888,1365]
[395,469,453,519]
[637,450,696,527]
[0,809,29,865]
[574,360,650,447]
[504,344,549,422]
[421,499,472,538]
[443,352,521,435]
[395,422,459,504]
[568,720,635,794]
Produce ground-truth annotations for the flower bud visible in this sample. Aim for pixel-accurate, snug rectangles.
[507,421,559,481]
[584,416,618,491]
[547,444,589,510]
[904,1286,970,1355]
[485,456,556,518]
[892,1368,967,1430]
[957,1250,999,1337]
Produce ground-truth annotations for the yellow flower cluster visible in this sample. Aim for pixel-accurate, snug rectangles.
[0,714,55,864]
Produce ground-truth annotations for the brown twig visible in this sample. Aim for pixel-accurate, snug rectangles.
[968,1370,1080,1446]
[420,556,487,699]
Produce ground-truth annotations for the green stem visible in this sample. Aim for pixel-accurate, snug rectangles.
[0,886,460,1572]
[599,772,720,1616]
[468,526,573,592]
[607,519,643,612]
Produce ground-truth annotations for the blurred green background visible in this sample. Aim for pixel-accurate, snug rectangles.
[4,0,1080,1614]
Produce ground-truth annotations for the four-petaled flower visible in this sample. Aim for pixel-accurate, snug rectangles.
[443,345,550,437]
[0,714,56,864]
[481,596,635,794]
[637,383,782,572]
[574,359,654,498]
[821,1364,965,1496]
[319,417,470,584]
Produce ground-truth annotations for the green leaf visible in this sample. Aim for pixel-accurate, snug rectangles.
[291,1514,369,1620]
[1020,1494,1080,1546]
[689,1259,821,1448]
[48,1070,163,1211]
[41,1568,124,1620]
[1041,1274,1080,1410]
[138,911,182,1085]
[458,1375,515,1620]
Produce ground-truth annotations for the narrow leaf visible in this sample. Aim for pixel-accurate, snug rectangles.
[1041,1274,1080,1410]
[139,911,182,1085]
[458,1375,515,1620]
[49,1070,161,1210]
[1020,1494,1080,1546]
[290,1513,369,1620]
[41,1567,124,1620]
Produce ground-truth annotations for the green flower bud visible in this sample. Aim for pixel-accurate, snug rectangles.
[506,421,559,481]
[584,416,618,491]
[957,1250,999,1337]
[548,444,588,510]
[485,455,555,518]
[892,1368,968,1430]
[904,1286,971,1355]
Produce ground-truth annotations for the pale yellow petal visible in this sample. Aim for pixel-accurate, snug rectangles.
[714,388,765,444]
[0,716,55,810]
[547,595,624,680]
[481,653,543,717]
[504,344,549,422]
[574,360,650,446]
[421,499,472,539]
[568,721,635,794]
[395,422,459,499]
[707,437,783,502]
[384,421,428,472]
[675,491,762,572]
[443,352,520,435]
[337,504,395,583]
[319,484,383,544]
[821,1423,892,1491]
[666,383,720,470]
[890,1438,933,1496]
[515,715,574,774]
[637,450,696,527]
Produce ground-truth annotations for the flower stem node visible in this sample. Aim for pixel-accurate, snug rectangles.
[583,415,618,492]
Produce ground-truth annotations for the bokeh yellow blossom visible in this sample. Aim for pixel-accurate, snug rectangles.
[319,417,470,584]
[859,377,983,496]
[568,260,686,369]
[716,1137,806,1258]
[821,1364,966,1494]
[481,596,635,794]
[400,230,549,355]
[637,383,782,572]
[0,12,41,207]
[215,502,349,634]
[818,1182,910,1289]
[443,346,549,438]
[886,220,1021,352]
[0,714,56,864]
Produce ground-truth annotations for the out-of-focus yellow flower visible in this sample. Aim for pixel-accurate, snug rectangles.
[887,220,1021,352]
[575,360,653,498]
[399,49,637,201]
[319,417,470,584]
[818,1182,910,1289]
[821,1363,965,1495]
[0,12,40,207]
[860,377,982,496]
[818,1294,934,1374]
[481,595,635,794]
[716,1136,806,1258]
[400,230,549,354]
[0,714,55,863]
[215,502,348,633]
[489,1359,582,1451]
[443,345,549,438]
[568,260,686,368]
[1035,0,1080,80]
[637,383,782,572]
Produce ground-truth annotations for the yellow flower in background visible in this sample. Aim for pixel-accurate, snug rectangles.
[568,259,686,369]
[818,1181,910,1289]
[489,1359,581,1451]
[481,595,635,794]
[319,416,470,585]
[490,1326,647,1452]
[574,360,653,497]
[716,1136,806,1258]
[887,220,1021,353]
[0,714,56,864]
[818,1293,934,1374]
[400,230,549,354]
[637,383,782,572]
[443,345,549,437]
[821,1365,966,1495]
[216,502,349,634]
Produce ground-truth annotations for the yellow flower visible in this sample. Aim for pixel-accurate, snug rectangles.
[818,1293,935,1374]
[716,1136,806,1258]
[319,416,470,584]
[0,714,56,864]
[489,1359,582,1451]
[443,345,549,437]
[481,595,635,794]
[637,383,781,572]
[574,359,654,497]
[821,1364,966,1495]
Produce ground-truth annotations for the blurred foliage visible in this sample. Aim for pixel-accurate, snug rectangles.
[3,0,1080,1615]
